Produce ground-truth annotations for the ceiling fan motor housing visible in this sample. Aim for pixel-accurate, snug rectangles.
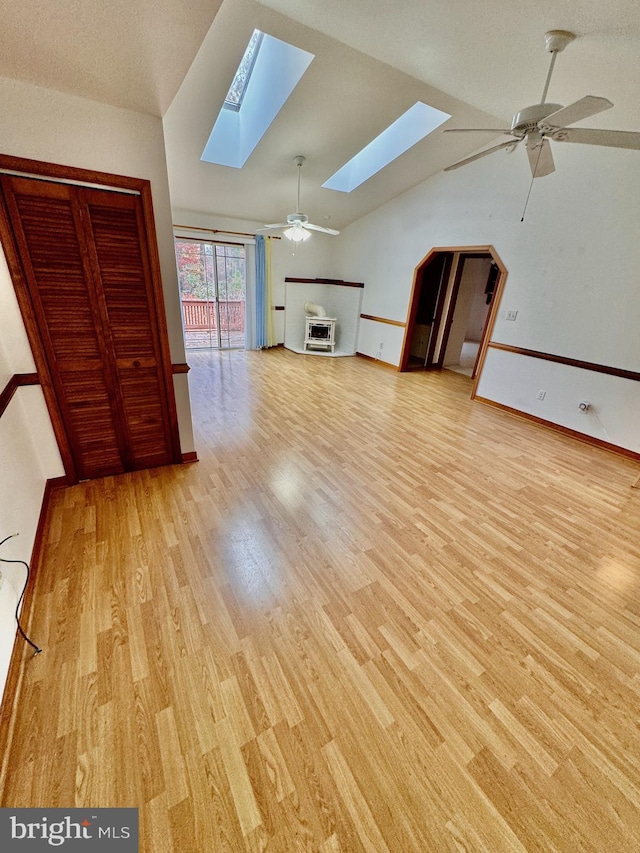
[287,212,308,225]
[511,103,563,135]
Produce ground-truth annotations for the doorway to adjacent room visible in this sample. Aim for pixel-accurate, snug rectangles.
[400,245,507,391]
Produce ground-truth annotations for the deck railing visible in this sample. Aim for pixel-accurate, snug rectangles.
[181,299,245,331]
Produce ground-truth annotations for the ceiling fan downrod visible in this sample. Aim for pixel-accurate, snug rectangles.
[293,154,305,213]
[540,30,575,104]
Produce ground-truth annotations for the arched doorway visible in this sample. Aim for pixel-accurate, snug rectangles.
[399,245,507,395]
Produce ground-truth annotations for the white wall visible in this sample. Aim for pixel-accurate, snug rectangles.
[0,248,63,705]
[358,318,406,365]
[477,347,640,450]
[337,138,640,453]
[0,75,198,704]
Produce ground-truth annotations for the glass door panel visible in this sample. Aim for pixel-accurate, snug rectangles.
[216,244,246,349]
[175,239,246,350]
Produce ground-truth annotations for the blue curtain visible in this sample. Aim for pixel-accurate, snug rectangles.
[254,235,268,348]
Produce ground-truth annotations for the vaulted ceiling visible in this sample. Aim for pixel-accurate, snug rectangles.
[2,0,639,232]
[163,0,505,230]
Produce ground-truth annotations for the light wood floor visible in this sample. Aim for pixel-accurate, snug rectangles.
[2,348,640,852]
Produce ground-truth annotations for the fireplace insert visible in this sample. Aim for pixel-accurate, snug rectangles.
[304,316,336,352]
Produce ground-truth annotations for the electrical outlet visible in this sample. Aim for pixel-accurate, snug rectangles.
[379,342,384,350]
[506,309,518,321]
[537,390,546,401]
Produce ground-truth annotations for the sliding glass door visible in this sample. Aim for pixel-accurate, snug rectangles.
[175,238,246,350]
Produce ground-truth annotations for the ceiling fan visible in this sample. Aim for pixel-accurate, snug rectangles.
[257,155,340,242]
[444,30,640,178]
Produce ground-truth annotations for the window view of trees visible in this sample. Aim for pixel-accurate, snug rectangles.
[175,240,245,300]
[224,29,263,110]
[175,239,246,350]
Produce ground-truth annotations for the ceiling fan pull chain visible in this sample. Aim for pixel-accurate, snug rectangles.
[520,143,543,222]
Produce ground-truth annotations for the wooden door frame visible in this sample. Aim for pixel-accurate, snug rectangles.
[399,244,508,398]
[0,153,182,482]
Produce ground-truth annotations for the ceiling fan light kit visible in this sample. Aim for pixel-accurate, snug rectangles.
[443,30,640,178]
[257,155,340,240]
[284,223,311,242]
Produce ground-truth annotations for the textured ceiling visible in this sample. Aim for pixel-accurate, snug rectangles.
[256,0,640,126]
[0,0,223,115]
[1,0,639,229]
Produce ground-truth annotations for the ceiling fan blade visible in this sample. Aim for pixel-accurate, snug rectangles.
[304,223,340,235]
[444,140,520,172]
[540,96,613,130]
[444,128,513,134]
[256,223,289,232]
[551,127,640,150]
[526,132,555,178]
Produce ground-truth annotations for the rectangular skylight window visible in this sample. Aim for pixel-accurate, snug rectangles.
[322,102,451,193]
[202,32,314,169]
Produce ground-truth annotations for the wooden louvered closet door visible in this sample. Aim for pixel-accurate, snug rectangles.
[0,174,180,481]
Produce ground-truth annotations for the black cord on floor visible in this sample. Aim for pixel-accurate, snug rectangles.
[0,533,42,656]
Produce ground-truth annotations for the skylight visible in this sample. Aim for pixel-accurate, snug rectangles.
[322,102,451,193]
[202,32,314,169]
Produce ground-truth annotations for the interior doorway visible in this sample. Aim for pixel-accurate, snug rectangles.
[400,245,507,392]
[442,256,496,377]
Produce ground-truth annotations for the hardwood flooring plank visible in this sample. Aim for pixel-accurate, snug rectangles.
[155,707,189,809]
[215,717,263,837]
[321,739,392,853]
[2,348,639,851]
